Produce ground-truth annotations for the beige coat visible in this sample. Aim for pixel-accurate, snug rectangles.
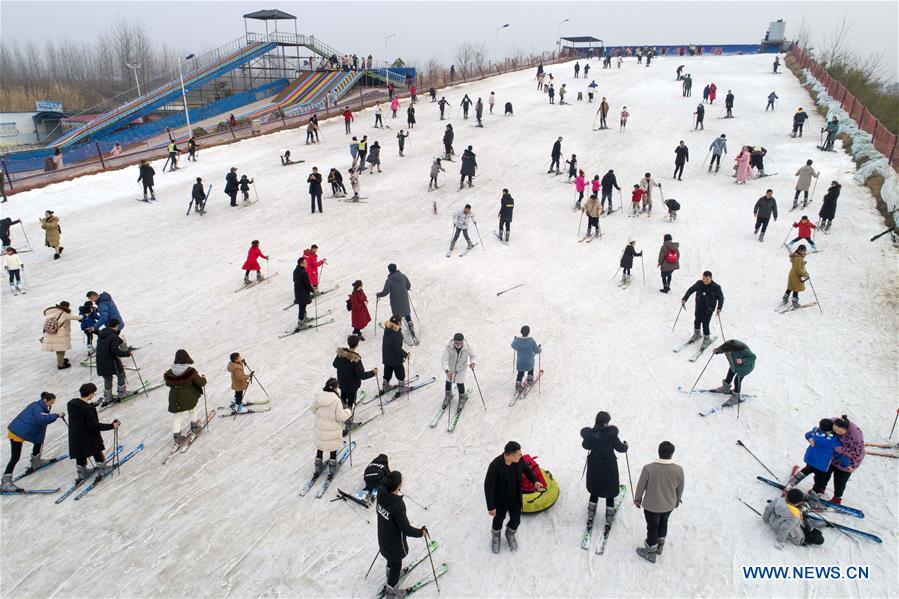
[313,390,351,452]
[635,459,685,513]
[40,306,80,352]
[41,216,61,247]
[228,361,250,391]
[794,165,819,191]
[584,195,601,218]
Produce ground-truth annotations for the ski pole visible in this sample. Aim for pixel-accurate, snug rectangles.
[618,189,623,212]
[373,299,379,339]
[783,226,793,246]
[640,254,645,285]
[18,222,32,251]
[806,273,823,313]
[404,493,430,510]
[807,511,860,545]
[242,359,270,397]
[113,427,119,473]
[810,176,819,203]
[129,354,152,401]
[202,387,210,433]
[577,208,584,238]
[580,455,588,480]
[736,440,780,482]
[375,374,384,415]
[313,288,319,326]
[611,266,621,281]
[537,353,541,395]
[471,367,487,410]
[671,304,685,332]
[717,313,726,341]
[348,406,354,468]
[687,352,715,396]
[738,497,762,516]
[409,295,421,324]
[624,447,636,501]
[889,408,898,440]
[496,283,524,296]
[473,221,484,250]
[364,549,380,579]
[252,181,260,204]
[700,149,711,170]
[423,530,441,593]
[512,349,516,372]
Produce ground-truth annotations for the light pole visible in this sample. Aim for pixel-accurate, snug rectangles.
[557,18,570,57]
[495,24,510,65]
[125,62,142,97]
[384,33,396,93]
[177,53,195,137]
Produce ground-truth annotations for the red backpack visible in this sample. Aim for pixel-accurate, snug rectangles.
[665,247,679,264]
[520,454,548,493]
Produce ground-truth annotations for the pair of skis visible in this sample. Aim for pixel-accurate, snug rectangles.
[235,272,279,293]
[374,540,447,599]
[185,185,212,216]
[278,310,335,337]
[217,400,271,417]
[96,381,166,412]
[73,443,145,501]
[673,335,717,362]
[430,395,467,432]
[447,242,479,258]
[676,386,755,416]
[298,441,356,499]
[55,445,124,503]
[11,454,67,482]
[509,370,543,407]
[581,485,627,554]
[162,410,216,465]
[280,285,340,310]
[775,301,817,314]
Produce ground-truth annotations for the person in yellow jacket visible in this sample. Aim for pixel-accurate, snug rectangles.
[39,210,62,259]
[227,352,252,414]
[783,245,808,309]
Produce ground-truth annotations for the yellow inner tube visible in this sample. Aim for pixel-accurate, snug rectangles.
[522,469,560,513]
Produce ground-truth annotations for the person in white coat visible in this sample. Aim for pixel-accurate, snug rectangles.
[41,301,82,369]
[3,246,24,292]
[441,333,476,409]
[448,204,476,255]
[312,377,352,476]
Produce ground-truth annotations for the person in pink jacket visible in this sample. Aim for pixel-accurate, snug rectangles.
[735,146,752,184]
[390,97,400,118]
[810,415,864,504]
[575,171,588,209]
[708,82,717,104]
[303,245,327,292]
[241,240,269,284]
[591,174,601,197]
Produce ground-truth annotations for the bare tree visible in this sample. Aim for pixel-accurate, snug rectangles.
[455,43,474,77]
[819,12,856,69]
[425,55,442,82]
[471,42,488,71]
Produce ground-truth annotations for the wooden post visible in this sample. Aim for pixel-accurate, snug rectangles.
[1,159,13,190]
[95,143,106,169]
[228,124,236,140]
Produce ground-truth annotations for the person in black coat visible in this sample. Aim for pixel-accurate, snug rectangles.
[332,335,377,415]
[484,441,544,553]
[619,240,643,282]
[137,161,156,201]
[549,137,562,173]
[95,319,131,407]
[67,383,119,482]
[600,170,620,213]
[293,257,314,332]
[364,453,390,492]
[818,181,841,231]
[377,471,427,597]
[459,146,477,189]
[307,167,324,214]
[190,177,206,213]
[681,271,724,347]
[381,316,408,392]
[673,141,689,180]
[498,189,514,242]
[442,125,454,158]
[224,167,239,207]
[580,411,628,529]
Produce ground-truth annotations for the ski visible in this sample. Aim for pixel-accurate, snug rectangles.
[402,563,448,596]
[616,276,634,289]
[864,442,899,449]
[509,370,544,407]
[493,232,509,245]
[362,375,421,404]
[348,414,380,433]
[699,396,750,416]
[54,445,124,504]
[217,405,272,416]
[298,472,323,497]
[447,402,468,432]
[458,242,479,257]
[600,208,617,218]
[1,488,61,495]
[688,336,717,362]
[313,284,340,298]
[97,381,166,411]
[12,454,68,482]
[235,272,279,293]
[374,542,440,599]
[864,450,898,458]
[73,443,145,501]
[315,441,356,499]
[805,513,882,543]
[672,338,699,353]
[278,318,335,337]
[179,410,217,453]
[335,488,370,508]
[755,477,864,518]
[339,197,369,203]
[595,484,628,554]
[677,386,756,399]
[385,377,437,406]
[429,402,448,428]
[776,301,817,314]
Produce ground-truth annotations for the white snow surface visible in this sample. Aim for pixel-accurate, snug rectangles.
[1,54,897,598]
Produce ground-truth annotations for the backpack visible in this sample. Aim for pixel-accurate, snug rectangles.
[346,296,352,312]
[43,312,63,335]
[665,247,679,264]
[520,454,548,493]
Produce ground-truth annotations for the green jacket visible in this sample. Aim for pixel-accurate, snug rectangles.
[719,339,756,377]
[164,365,207,413]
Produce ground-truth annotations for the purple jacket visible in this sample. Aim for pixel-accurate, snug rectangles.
[831,417,865,472]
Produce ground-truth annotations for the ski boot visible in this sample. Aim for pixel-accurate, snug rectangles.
[381,381,395,394]
[656,537,667,555]
[710,380,732,393]
[586,500,597,529]
[527,374,535,386]
[30,453,52,471]
[75,464,92,483]
[700,335,712,350]
[466,241,474,250]
[327,458,339,476]
[94,461,114,479]
[173,432,188,445]
[1,474,21,492]
[442,390,452,410]
[759,232,765,242]
[505,526,518,551]
[457,392,469,410]
[293,322,312,333]
[688,329,701,343]
[722,392,742,407]
[636,542,658,563]
[314,456,325,476]
[491,529,502,553]
[784,470,807,490]
[791,299,801,309]
[515,380,524,392]
[100,390,114,408]
[231,403,247,414]
[781,292,790,305]
[243,274,251,286]
[190,420,202,434]
[384,583,407,599]
[605,506,616,526]
[829,496,842,505]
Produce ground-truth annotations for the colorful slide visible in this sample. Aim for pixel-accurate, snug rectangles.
[241,70,362,120]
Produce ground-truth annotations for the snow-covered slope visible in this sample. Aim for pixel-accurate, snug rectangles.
[1,54,896,598]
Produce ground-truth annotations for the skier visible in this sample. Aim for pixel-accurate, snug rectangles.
[67,383,120,482]
[510,326,541,390]
[406,105,416,129]
[787,216,817,250]
[442,124,454,159]
[137,160,156,201]
[459,146,477,189]
[311,378,352,476]
[310,114,320,142]
[475,98,484,127]
[376,264,415,336]
[409,85,417,104]
[657,234,680,293]
[374,104,384,128]
[682,74,692,97]
[574,61,581,78]
[348,167,361,201]
[489,91,496,114]
[190,177,207,213]
[630,184,644,216]
[618,106,629,131]
[783,245,810,308]
[762,488,825,548]
[96,319,131,406]
[634,441,685,563]
[766,91,778,111]
[583,194,601,238]
[328,168,347,197]
[811,416,864,504]
[822,117,839,151]
[302,244,326,293]
[396,130,409,157]
[547,84,555,104]
[364,454,390,493]
[680,271,724,350]
[166,140,179,171]
[597,97,610,129]
[224,167,239,207]
[292,256,314,332]
[358,136,369,171]
[673,141,689,180]
[367,141,382,173]
[39,210,62,260]
[238,174,254,205]
[460,94,472,118]
[600,170,620,213]
[693,103,705,130]
[41,301,80,370]
[308,167,324,214]
[619,240,642,284]
[750,145,768,176]
[429,158,445,190]
[558,83,567,105]
[724,90,735,117]
[773,56,781,73]
[333,335,377,426]
[2,391,64,491]
[241,240,269,285]
[227,352,251,414]
[702,84,710,103]
[187,137,197,161]
[639,173,661,214]
[441,333,475,410]
[587,81,597,102]
[708,134,727,172]
[792,108,809,137]
[753,189,778,242]
[497,188,514,242]
[343,107,354,134]
[0,216,20,251]
[448,204,476,254]
[664,198,680,221]
[85,290,124,330]
[580,411,628,532]
[281,150,296,166]
[549,137,563,174]
[164,349,207,445]
[437,96,449,120]
[583,63,590,77]
[708,82,717,103]
[785,418,850,494]
[381,315,409,393]
[484,441,544,553]
[306,119,318,144]
[566,155,578,182]
[391,97,399,118]
[590,174,601,200]
[3,247,24,293]
[676,65,684,80]
[792,160,820,209]
[348,279,372,338]
[574,171,587,207]
[817,181,841,231]
[430,87,438,102]
[735,146,752,184]
[504,101,513,116]
[350,138,360,168]
[377,470,428,599]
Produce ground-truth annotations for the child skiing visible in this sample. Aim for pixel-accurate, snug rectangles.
[583,194,601,239]
[785,419,850,495]
[241,240,269,285]
[429,158,444,190]
[227,353,251,413]
[630,185,644,216]
[574,171,587,208]
[566,155,578,181]
[664,199,681,221]
[3,247,23,293]
[787,216,817,250]
[510,326,541,391]
[238,174,254,205]
[396,130,409,157]
[498,189,514,242]
[619,240,642,284]
[349,168,361,200]
[762,488,825,548]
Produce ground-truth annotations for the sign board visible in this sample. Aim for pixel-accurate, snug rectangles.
[36,101,63,112]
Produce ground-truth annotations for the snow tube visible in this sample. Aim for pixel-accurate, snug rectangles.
[522,468,559,513]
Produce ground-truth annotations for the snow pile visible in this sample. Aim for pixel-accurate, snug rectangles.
[1,53,896,598]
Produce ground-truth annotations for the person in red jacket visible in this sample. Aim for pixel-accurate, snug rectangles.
[241,240,269,285]
[708,82,717,104]
[342,107,354,134]
[303,245,327,292]
[787,216,818,251]
[410,84,417,104]
[349,280,372,339]
[631,185,645,216]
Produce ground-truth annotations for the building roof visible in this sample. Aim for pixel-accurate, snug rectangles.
[561,36,603,43]
[243,9,296,20]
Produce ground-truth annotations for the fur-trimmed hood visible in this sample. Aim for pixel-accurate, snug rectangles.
[335,347,361,363]
[384,319,402,333]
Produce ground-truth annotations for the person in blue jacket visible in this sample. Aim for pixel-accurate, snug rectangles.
[511,326,542,391]
[2,392,65,491]
[86,290,124,330]
[785,419,850,495]
[79,301,101,353]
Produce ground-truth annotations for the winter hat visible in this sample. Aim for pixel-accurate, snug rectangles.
[388,263,397,273]
[174,349,194,364]
[786,488,805,504]
[453,333,464,342]
[595,411,611,427]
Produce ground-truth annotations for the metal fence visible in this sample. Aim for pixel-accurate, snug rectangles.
[789,46,898,168]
